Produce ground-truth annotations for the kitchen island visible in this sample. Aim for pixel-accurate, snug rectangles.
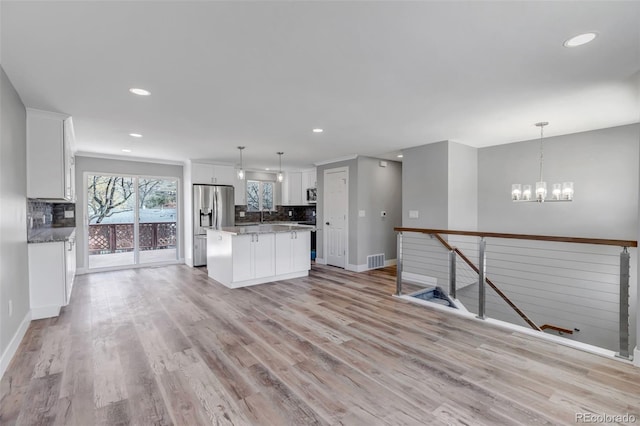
[206,224,313,288]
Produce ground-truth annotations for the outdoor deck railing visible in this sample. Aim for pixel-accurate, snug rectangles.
[394,227,637,360]
[89,222,176,254]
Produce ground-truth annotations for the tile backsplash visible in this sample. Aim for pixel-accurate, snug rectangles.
[235,205,316,224]
[27,199,76,238]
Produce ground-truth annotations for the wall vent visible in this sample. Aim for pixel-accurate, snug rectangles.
[367,253,385,270]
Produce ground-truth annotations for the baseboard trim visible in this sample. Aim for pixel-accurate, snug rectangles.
[315,257,327,265]
[1,310,31,379]
[346,259,398,273]
[634,346,639,367]
[76,267,89,275]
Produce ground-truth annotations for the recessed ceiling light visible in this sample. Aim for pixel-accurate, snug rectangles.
[563,32,597,47]
[265,168,270,171]
[122,149,132,153]
[312,128,323,133]
[397,154,404,158]
[129,88,151,96]
[129,133,142,138]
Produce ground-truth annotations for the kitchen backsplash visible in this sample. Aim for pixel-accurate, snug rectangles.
[235,205,316,224]
[27,199,76,238]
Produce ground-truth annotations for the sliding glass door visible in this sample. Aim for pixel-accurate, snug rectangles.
[138,178,178,264]
[87,174,178,269]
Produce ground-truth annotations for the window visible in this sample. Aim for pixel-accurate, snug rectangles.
[247,180,274,212]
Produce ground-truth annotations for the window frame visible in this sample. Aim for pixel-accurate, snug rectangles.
[246,179,276,212]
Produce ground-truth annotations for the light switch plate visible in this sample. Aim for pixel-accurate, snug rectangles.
[409,210,419,219]
[239,211,245,217]
[64,210,74,218]
[359,210,366,217]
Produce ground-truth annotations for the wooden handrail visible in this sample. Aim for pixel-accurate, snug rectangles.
[540,324,574,335]
[395,227,637,248]
[432,233,542,331]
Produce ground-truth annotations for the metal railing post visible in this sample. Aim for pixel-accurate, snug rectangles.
[617,247,630,359]
[396,232,403,296]
[449,249,457,299]
[477,237,486,319]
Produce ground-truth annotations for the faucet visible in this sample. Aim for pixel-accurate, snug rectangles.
[260,208,271,223]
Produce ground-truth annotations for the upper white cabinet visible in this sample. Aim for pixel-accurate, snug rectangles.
[27,109,75,200]
[302,169,317,190]
[192,162,244,205]
[192,163,236,185]
[282,168,316,206]
[282,172,303,206]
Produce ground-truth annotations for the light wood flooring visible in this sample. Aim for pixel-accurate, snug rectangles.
[1,264,639,425]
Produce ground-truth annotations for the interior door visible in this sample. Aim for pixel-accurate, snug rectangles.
[324,169,347,268]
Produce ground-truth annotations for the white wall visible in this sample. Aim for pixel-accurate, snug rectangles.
[0,65,30,374]
[74,156,184,271]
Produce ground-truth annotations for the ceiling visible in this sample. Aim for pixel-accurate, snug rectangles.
[1,1,639,170]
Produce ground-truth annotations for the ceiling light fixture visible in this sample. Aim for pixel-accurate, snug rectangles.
[312,128,323,133]
[511,122,573,203]
[397,154,404,158]
[129,133,142,138]
[122,149,132,153]
[277,152,284,183]
[129,88,151,96]
[563,32,597,47]
[237,146,245,180]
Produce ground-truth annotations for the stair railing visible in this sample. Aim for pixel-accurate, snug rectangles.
[394,227,637,360]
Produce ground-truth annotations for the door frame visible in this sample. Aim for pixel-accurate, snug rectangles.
[322,166,349,269]
[82,171,182,273]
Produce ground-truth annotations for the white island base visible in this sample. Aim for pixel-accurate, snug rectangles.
[207,226,311,288]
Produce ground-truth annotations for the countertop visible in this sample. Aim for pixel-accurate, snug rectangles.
[28,227,76,244]
[208,223,316,236]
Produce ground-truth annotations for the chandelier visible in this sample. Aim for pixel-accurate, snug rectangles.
[511,122,573,203]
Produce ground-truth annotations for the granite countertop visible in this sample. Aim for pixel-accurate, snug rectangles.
[28,227,76,244]
[208,223,316,236]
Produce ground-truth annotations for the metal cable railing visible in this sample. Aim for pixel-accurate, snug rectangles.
[394,227,637,359]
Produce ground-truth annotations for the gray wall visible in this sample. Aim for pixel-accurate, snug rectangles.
[402,141,449,228]
[448,141,478,230]
[75,156,184,271]
[317,156,402,269]
[479,124,639,239]
[356,157,402,265]
[0,66,29,359]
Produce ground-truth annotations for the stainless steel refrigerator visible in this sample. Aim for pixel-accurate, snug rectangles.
[193,184,235,266]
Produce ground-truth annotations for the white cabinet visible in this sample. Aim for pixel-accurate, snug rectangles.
[232,233,275,281]
[192,163,236,185]
[207,228,311,288]
[64,118,76,202]
[275,231,310,275]
[302,169,317,190]
[28,237,76,319]
[192,162,244,205]
[281,168,316,206]
[27,109,75,200]
[282,172,303,205]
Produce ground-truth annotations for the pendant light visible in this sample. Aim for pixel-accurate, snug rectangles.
[511,122,573,203]
[237,146,245,180]
[277,152,284,182]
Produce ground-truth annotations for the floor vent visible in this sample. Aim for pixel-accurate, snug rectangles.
[367,253,385,269]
